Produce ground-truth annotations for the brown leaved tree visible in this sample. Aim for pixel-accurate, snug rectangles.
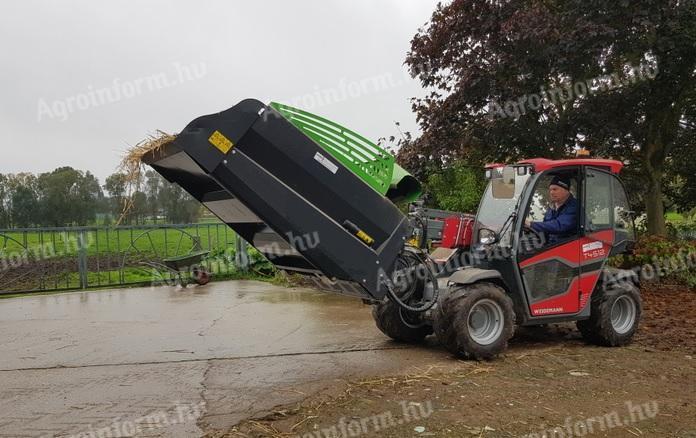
[403,0,696,236]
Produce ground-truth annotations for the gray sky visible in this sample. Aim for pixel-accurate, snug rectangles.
[0,0,438,183]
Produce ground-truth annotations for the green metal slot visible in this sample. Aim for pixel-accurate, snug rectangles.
[271,102,396,195]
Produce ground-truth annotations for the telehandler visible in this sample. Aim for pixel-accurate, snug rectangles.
[143,99,641,359]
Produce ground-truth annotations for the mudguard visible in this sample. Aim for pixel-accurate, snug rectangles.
[447,267,504,286]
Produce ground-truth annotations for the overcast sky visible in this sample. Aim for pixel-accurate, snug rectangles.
[0,1,439,183]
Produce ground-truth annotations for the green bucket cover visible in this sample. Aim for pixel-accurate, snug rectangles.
[270,102,422,203]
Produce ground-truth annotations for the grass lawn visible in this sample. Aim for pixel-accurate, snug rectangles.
[0,223,236,259]
[0,222,276,295]
[666,211,686,223]
[0,269,285,299]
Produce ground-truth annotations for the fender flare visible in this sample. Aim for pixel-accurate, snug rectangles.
[447,267,503,286]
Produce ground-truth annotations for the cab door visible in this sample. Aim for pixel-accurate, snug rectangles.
[518,168,582,317]
[576,167,630,311]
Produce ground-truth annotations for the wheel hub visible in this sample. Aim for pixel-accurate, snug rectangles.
[467,299,505,345]
[610,294,637,334]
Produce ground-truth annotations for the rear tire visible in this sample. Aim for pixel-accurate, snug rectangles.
[372,300,432,343]
[577,282,641,346]
[434,282,515,360]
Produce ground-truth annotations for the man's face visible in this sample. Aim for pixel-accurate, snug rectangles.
[549,184,570,204]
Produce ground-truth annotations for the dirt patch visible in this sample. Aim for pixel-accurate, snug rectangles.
[0,256,79,292]
[207,284,696,438]
[0,253,130,292]
[219,347,695,437]
[635,283,696,354]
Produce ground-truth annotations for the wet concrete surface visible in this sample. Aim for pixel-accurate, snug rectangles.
[0,281,450,437]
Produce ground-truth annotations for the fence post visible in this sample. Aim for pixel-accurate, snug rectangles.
[235,235,249,272]
[78,230,88,289]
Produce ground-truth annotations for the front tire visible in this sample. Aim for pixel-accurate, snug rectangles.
[577,282,642,346]
[434,282,515,360]
[372,299,432,343]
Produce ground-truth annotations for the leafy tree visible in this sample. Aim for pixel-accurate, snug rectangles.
[404,0,696,236]
[664,113,696,213]
[11,184,39,228]
[158,183,201,224]
[131,191,148,224]
[0,167,204,228]
[74,171,102,226]
[37,167,100,226]
[5,173,40,228]
[104,173,127,221]
[106,170,200,224]
[427,164,486,213]
[37,168,78,226]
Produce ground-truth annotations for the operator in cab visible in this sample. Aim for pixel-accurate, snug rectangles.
[524,175,578,245]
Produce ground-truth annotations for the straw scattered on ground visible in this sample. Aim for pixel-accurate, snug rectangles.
[217,364,494,438]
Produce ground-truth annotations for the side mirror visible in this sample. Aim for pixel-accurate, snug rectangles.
[478,228,498,245]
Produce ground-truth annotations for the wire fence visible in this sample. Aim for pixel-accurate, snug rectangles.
[0,223,250,294]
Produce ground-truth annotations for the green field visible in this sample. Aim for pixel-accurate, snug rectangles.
[0,223,276,294]
[0,223,235,258]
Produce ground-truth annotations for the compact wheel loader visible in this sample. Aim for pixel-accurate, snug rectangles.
[143,99,642,360]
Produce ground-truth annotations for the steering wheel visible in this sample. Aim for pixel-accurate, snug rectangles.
[522,223,546,249]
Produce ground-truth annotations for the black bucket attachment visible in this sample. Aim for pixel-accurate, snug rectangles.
[142,99,411,300]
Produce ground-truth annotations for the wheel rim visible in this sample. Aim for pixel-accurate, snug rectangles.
[391,256,418,299]
[610,295,637,334]
[467,299,505,345]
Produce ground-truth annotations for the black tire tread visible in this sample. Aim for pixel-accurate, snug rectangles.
[576,282,642,347]
[434,282,515,360]
[372,300,432,343]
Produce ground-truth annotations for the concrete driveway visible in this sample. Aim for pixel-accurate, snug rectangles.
[0,281,446,437]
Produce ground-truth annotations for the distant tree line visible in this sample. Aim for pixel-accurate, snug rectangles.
[0,167,202,229]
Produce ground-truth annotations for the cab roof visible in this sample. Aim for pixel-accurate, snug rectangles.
[517,158,624,174]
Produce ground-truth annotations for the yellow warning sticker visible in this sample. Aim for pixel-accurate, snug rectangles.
[356,230,375,246]
[208,130,234,154]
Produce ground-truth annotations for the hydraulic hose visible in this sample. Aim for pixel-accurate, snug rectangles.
[385,250,439,313]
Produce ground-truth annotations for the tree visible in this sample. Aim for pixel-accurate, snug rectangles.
[37,167,100,226]
[131,191,148,224]
[37,168,78,226]
[74,171,102,226]
[426,164,486,213]
[11,184,39,228]
[104,173,127,221]
[6,173,40,228]
[404,0,696,236]
[664,111,696,213]
[144,170,163,222]
[158,183,201,224]
[0,174,8,228]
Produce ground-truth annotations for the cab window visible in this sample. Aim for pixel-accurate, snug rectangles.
[612,175,635,242]
[584,168,612,231]
[526,172,579,225]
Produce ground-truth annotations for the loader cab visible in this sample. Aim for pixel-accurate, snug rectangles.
[473,158,635,321]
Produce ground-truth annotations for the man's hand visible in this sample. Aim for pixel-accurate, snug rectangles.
[524,219,533,229]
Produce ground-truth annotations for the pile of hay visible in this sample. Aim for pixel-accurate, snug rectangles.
[117,130,176,224]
